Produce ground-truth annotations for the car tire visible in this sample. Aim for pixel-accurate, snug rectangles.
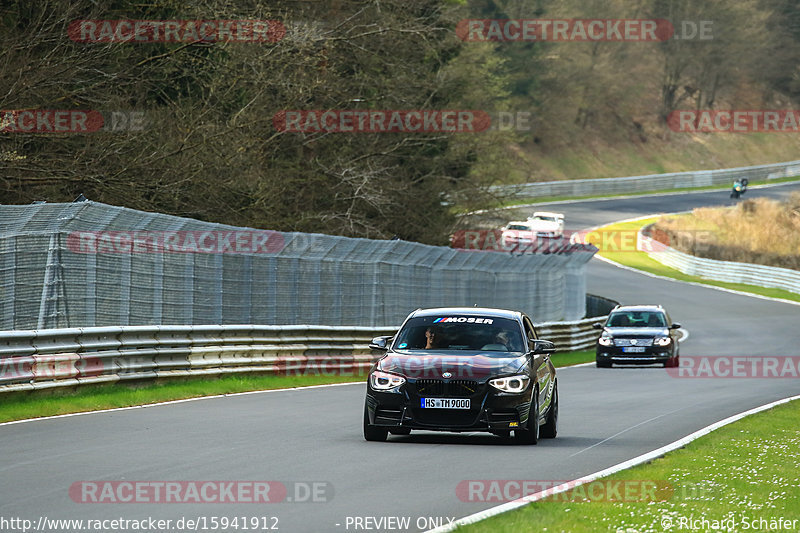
[540,382,558,439]
[389,428,411,435]
[664,355,679,368]
[363,405,388,442]
[515,390,539,445]
[596,357,612,368]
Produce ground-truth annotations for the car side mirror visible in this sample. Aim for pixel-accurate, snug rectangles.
[592,322,604,329]
[369,336,392,350]
[531,339,556,355]
[669,323,681,330]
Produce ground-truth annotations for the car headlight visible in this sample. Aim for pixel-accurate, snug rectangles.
[369,370,406,390]
[655,337,672,346]
[598,336,613,346]
[489,375,530,393]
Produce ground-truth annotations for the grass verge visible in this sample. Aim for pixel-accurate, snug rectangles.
[0,350,595,424]
[593,218,800,303]
[551,350,594,368]
[0,372,368,424]
[456,398,800,532]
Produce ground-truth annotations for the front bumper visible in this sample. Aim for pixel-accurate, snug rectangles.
[596,345,674,364]
[365,379,532,433]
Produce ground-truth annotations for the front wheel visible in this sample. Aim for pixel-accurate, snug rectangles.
[596,357,612,368]
[540,382,558,439]
[664,355,680,368]
[363,405,388,442]
[515,390,539,445]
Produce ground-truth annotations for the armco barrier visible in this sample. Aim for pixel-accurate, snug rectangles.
[637,225,800,294]
[491,159,800,199]
[536,317,607,352]
[0,318,608,393]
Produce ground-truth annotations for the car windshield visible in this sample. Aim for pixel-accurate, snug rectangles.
[393,316,525,352]
[606,311,667,328]
[533,216,556,222]
[506,224,531,231]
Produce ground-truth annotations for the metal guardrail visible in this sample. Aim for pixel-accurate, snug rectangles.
[0,325,395,393]
[537,317,607,352]
[491,159,800,199]
[637,226,800,295]
[0,319,608,394]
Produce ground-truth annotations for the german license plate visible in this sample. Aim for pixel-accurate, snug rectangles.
[622,347,646,353]
[421,398,470,409]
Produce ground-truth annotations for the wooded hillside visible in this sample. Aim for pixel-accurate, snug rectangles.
[2,0,799,244]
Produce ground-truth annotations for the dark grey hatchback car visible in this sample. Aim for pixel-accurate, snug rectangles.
[594,305,681,368]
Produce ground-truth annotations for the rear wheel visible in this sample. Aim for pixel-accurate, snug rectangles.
[363,405,388,442]
[540,382,558,439]
[515,391,539,445]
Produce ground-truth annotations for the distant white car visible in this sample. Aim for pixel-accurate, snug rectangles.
[526,212,564,238]
[501,221,537,247]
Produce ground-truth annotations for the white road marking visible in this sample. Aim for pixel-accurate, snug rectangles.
[568,405,689,458]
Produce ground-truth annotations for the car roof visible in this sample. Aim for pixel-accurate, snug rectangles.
[410,307,523,321]
[611,305,665,312]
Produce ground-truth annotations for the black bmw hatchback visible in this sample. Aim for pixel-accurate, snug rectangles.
[363,307,558,444]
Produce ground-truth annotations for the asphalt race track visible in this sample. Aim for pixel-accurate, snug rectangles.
[476,179,800,230]
[2,184,800,532]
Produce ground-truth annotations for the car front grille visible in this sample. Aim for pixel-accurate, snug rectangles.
[613,338,654,347]
[413,379,479,397]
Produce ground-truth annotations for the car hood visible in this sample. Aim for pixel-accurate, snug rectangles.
[378,351,527,380]
[603,327,669,336]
